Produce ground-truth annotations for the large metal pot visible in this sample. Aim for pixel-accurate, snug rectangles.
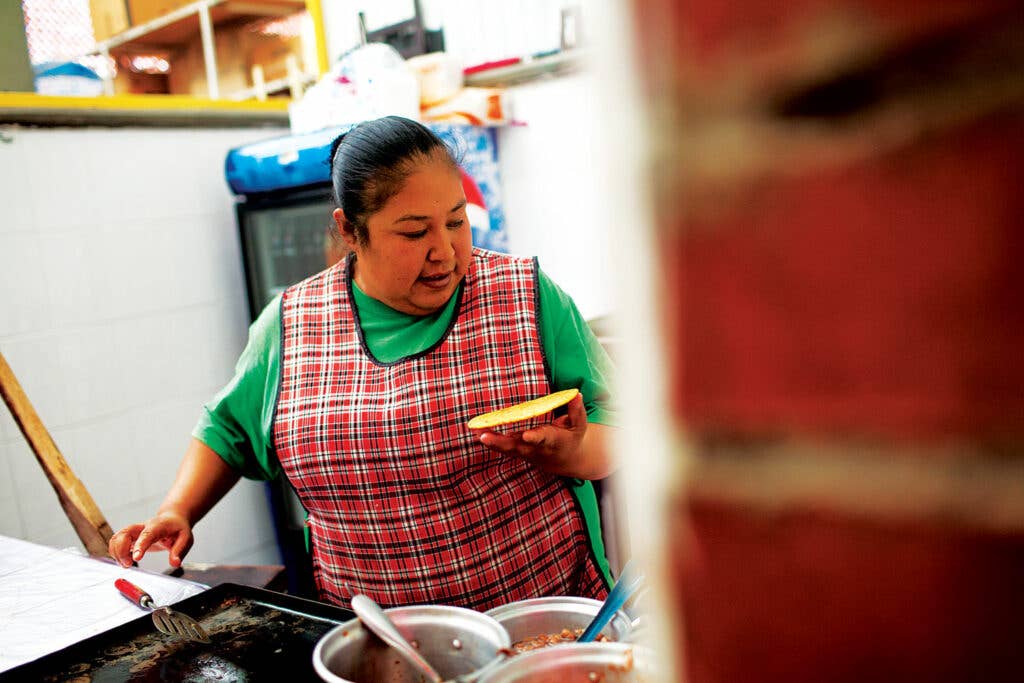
[484,596,633,650]
[312,604,511,683]
[478,643,657,682]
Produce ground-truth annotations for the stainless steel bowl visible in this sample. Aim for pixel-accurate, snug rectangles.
[477,643,657,683]
[313,604,512,683]
[483,596,633,650]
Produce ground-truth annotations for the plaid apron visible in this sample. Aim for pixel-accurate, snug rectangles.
[273,248,607,609]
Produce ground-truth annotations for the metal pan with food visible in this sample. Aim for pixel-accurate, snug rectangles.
[484,596,635,654]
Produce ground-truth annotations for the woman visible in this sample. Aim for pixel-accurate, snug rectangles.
[109,116,617,610]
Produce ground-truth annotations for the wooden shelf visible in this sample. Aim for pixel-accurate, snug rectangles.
[88,0,307,100]
[227,71,315,101]
[98,0,305,51]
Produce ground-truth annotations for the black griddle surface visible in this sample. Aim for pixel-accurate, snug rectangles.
[1,582,354,682]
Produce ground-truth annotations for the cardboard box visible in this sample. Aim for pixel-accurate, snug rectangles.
[89,0,130,42]
[127,0,193,26]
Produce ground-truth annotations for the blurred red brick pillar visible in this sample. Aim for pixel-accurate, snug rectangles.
[630,1,1024,681]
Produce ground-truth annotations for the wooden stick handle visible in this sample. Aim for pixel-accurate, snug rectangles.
[0,350,113,557]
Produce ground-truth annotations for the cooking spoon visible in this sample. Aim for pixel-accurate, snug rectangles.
[578,559,645,643]
[351,594,444,683]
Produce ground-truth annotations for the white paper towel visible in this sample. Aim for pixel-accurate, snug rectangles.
[0,536,207,673]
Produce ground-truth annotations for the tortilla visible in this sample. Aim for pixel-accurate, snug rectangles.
[467,388,580,430]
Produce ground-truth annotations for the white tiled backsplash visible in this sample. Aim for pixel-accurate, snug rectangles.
[0,126,286,568]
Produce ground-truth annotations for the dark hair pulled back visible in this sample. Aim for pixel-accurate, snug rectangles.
[330,116,458,245]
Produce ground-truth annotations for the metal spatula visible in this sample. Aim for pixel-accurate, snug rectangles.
[115,578,210,643]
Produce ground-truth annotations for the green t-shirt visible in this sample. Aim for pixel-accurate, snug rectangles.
[194,265,616,585]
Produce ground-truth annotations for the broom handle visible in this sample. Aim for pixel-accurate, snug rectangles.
[0,350,113,557]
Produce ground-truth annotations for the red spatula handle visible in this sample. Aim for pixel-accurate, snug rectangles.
[115,578,153,608]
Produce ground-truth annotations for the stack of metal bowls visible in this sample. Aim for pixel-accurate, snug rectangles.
[478,596,655,682]
[312,604,511,683]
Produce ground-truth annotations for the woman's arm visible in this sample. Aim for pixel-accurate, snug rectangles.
[108,438,240,567]
[157,438,242,527]
[576,421,615,480]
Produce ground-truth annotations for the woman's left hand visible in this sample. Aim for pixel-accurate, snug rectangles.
[476,395,613,479]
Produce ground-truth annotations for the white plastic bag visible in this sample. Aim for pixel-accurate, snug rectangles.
[289,43,420,134]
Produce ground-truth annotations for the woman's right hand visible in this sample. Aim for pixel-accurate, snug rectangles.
[108,510,194,568]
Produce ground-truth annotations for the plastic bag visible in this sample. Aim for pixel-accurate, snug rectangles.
[289,43,420,135]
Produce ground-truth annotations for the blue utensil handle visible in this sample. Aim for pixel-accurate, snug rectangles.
[578,559,645,643]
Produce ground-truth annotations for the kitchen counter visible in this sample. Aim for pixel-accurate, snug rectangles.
[0,535,206,673]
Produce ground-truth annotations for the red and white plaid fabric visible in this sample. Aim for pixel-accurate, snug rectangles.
[273,248,607,609]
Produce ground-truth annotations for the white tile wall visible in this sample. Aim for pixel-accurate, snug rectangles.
[0,233,50,336]
[55,418,147,512]
[21,131,105,234]
[189,481,281,565]
[0,493,24,539]
[128,398,207,500]
[38,229,107,327]
[0,397,18,444]
[498,72,613,320]
[0,125,286,569]
[5,435,73,541]
[0,133,34,235]
[1,335,71,430]
[0,442,26,538]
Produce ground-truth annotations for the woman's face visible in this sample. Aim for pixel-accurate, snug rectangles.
[337,153,473,316]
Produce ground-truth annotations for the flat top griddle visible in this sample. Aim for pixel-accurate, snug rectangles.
[1,583,354,682]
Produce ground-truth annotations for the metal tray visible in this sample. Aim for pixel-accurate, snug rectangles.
[1,582,354,682]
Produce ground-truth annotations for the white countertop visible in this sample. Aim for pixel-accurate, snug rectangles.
[0,535,207,673]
